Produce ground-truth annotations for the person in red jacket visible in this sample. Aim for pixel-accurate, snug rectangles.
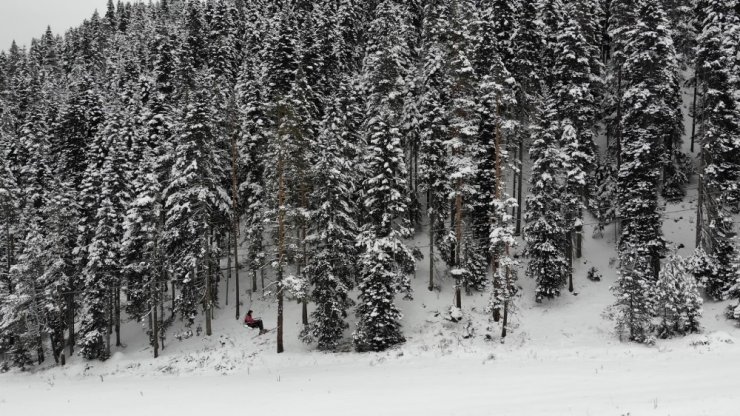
[244,310,267,334]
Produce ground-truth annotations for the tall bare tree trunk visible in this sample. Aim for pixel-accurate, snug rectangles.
[567,226,574,293]
[114,285,121,347]
[231,126,241,321]
[277,154,286,354]
[616,70,623,172]
[515,135,524,236]
[67,292,74,356]
[252,269,258,294]
[225,231,230,306]
[105,287,112,358]
[159,273,165,350]
[690,72,699,153]
[152,280,159,358]
[696,162,704,249]
[511,144,518,218]
[492,97,503,322]
[428,205,435,292]
[454,178,463,309]
[205,229,212,336]
[301,188,308,327]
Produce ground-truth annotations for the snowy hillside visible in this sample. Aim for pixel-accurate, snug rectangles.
[3,0,740,415]
[1,222,739,415]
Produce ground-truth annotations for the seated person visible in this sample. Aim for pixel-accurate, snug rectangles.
[244,310,267,334]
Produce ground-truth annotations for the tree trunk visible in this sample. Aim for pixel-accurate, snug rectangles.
[428,207,435,292]
[4,231,11,293]
[105,288,112,358]
[575,222,583,259]
[492,97,503,322]
[616,70,623,171]
[114,285,121,347]
[511,143,518,218]
[301,191,308,327]
[205,230,212,337]
[230,96,241,319]
[690,73,698,153]
[159,276,165,350]
[226,230,231,306]
[67,292,75,356]
[515,134,524,236]
[696,172,704,249]
[152,279,159,358]
[454,179,463,309]
[501,298,509,340]
[233,222,240,320]
[567,228,574,293]
[277,154,286,354]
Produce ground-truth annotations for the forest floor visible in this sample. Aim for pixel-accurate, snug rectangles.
[2,75,740,415]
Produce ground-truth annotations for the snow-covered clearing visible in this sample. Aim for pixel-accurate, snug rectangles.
[2,343,739,416]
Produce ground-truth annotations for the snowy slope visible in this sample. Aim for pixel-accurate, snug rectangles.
[1,209,739,416]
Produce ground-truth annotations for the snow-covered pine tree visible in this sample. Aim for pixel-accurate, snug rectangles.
[300,81,359,350]
[354,0,415,352]
[445,0,484,302]
[78,92,138,359]
[538,0,564,85]
[552,14,597,290]
[489,0,517,65]
[122,141,164,356]
[655,255,703,338]
[569,0,606,104]
[605,0,640,155]
[695,0,740,300]
[1,220,52,368]
[524,96,569,301]
[509,0,545,235]
[177,0,208,93]
[617,0,673,279]
[53,70,106,189]
[611,1,685,340]
[163,75,230,328]
[470,2,515,267]
[488,191,519,339]
[612,245,655,342]
[417,0,452,292]
[236,59,268,297]
[631,2,686,202]
[269,64,319,353]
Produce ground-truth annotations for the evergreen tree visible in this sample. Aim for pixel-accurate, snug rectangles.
[552,15,597,288]
[524,97,569,301]
[655,255,703,338]
[695,0,740,300]
[300,82,359,350]
[612,245,654,342]
[354,0,415,352]
[78,99,135,360]
[163,77,230,326]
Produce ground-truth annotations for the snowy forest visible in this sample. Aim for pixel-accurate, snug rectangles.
[1,0,740,371]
